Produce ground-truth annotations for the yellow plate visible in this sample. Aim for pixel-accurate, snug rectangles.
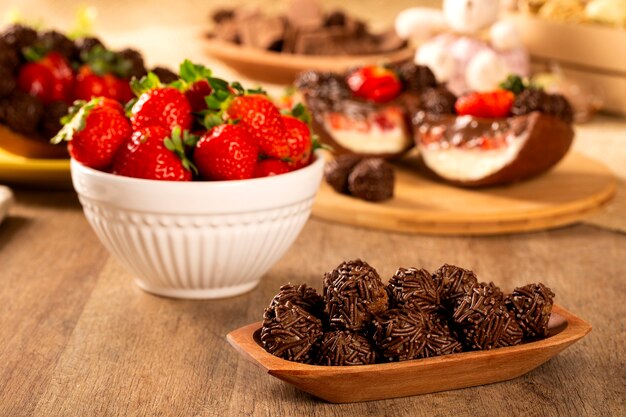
[0,147,70,188]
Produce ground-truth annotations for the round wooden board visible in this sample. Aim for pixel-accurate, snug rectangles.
[312,152,616,235]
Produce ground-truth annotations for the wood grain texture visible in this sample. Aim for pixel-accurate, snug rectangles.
[313,152,617,235]
[0,190,624,416]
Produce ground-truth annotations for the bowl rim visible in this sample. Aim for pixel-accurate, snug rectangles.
[70,150,325,189]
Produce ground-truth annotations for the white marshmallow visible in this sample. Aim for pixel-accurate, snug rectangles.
[466,49,509,92]
[415,41,456,82]
[490,20,522,51]
[443,0,500,34]
[394,7,446,40]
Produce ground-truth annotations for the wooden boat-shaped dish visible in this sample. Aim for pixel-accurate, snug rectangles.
[227,304,591,403]
[204,39,415,85]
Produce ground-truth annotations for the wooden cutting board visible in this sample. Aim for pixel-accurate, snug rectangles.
[312,152,616,235]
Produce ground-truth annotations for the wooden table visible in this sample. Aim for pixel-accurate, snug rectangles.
[0,190,624,416]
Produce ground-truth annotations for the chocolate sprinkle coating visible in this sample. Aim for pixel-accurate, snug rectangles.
[263,283,325,321]
[117,48,147,79]
[38,30,77,60]
[512,89,573,124]
[324,154,362,194]
[0,24,37,52]
[434,264,478,311]
[347,158,395,202]
[371,309,427,362]
[0,43,20,72]
[392,61,437,92]
[0,67,16,97]
[323,259,389,331]
[1,92,43,134]
[318,330,376,366]
[388,267,440,313]
[505,283,555,339]
[151,66,179,84]
[261,302,323,363]
[421,314,463,358]
[452,282,523,350]
[421,87,457,115]
[40,101,70,139]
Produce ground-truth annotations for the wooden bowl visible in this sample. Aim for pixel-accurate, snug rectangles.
[204,39,415,85]
[227,304,591,403]
[0,125,68,159]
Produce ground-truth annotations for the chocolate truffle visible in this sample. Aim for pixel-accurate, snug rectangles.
[317,330,376,366]
[261,302,323,363]
[421,87,457,115]
[323,259,389,330]
[151,66,178,84]
[324,154,362,193]
[434,264,478,311]
[371,309,427,362]
[392,61,437,92]
[263,283,325,321]
[347,158,395,202]
[452,282,523,350]
[421,314,463,358]
[388,267,440,313]
[505,283,555,339]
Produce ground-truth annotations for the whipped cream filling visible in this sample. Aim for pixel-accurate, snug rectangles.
[420,132,528,181]
[324,121,412,154]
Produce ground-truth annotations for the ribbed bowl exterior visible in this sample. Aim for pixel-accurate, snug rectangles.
[71,155,324,299]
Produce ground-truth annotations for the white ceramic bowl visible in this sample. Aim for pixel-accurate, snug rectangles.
[71,154,324,299]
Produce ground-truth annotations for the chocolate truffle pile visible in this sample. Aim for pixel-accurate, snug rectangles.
[324,155,395,202]
[208,0,405,56]
[260,260,556,366]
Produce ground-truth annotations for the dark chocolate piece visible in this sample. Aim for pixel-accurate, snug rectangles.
[348,158,395,202]
[323,259,389,331]
[318,330,376,366]
[388,267,440,313]
[0,24,37,52]
[1,92,44,135]
[212,8,235,24]
[434,264,478,311]
[263,283,325,321]
[421,314,463,358]
[324,154,362,193]
[512,89,573,124]
[76,37,105,56]
[0,43,20,71]
[40,101,70,139]
[151,67,178,84]
[421,87,457,115]
[0,67,16,97]
[452,282,523,350]
[117,48,147,79]
[505,283,555,339]
[238,15,285,50]
[261,301,323,363]
[392,61,437,92]
[38,30,78,60]
[371,309,427,362]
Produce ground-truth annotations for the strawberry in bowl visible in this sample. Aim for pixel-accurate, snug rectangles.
[58,60,324,299]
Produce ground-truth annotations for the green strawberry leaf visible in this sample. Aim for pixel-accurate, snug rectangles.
[499,74,527,95]
[230,81,244,95]
[179,59,212,83]
[166,127,199,175]
[130,72,161,96]
[246,86,267,95]
[202,112,224,130]
[22,45,47,62]
[51,98,99,144]
[207,77,229,91]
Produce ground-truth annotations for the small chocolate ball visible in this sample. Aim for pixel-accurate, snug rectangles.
[388,267,440,313]
[324,259,389,331]
[117,48,147,79]
[0,24,37,52]
[261,302,323,363]
[371,309,427,362]
[40,101,70,138]
[38,30,77,60]
[392,61,437,92]
[505,283,555,339]
[317,330,376,366]
[0,42,20,71]
[347,158,395,202]
[421,87,457,115]
[76,36,105,57]
[0,67,16,97]
[2,92,44,135]
[263,283,325,321]
[421,314,463,358]
[452,282,523,350]
[151,66,178,84]
[434,264,478,311]
[324,154,362,194]
[295,71,351,102]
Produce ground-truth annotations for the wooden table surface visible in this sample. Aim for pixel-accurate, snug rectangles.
[0,190,624,416]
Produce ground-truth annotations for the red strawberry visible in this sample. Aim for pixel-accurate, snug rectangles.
[282,115,312,169]
[254,159,291,178]
[131,87,193,132]
[40,52,73,102]
[226,94,289,159]
[103,74,133,103]
[113,126,193,181]
[52,98,132,169]
[73,66,106,101]
[346,66,402,103]
[184,80,212,112]
[455,90,515,118]
[17,62,55,103]
[194,124,258,180]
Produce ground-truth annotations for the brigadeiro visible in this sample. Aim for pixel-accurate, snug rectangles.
[263,283,325,321]
[422,314,463,358]
[324,154,362,194]
[505,283,555,339]
[371,309,428,362]
[347,158,395,202]
[434,264,478,311]
[452,282,523,350]
[323,259,389,331]
[317,330,377,366]
[387,267,440,313]
[260,301,323,364]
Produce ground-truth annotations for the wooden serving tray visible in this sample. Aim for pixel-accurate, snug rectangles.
[204,40,414,85]
[227,305,591,403]
[313,152,616,235]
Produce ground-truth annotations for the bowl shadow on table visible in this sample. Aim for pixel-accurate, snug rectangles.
[0,215,32,252]
[10,189,81,210]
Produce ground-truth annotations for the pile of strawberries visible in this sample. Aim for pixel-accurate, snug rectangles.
[54,61,315,181]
